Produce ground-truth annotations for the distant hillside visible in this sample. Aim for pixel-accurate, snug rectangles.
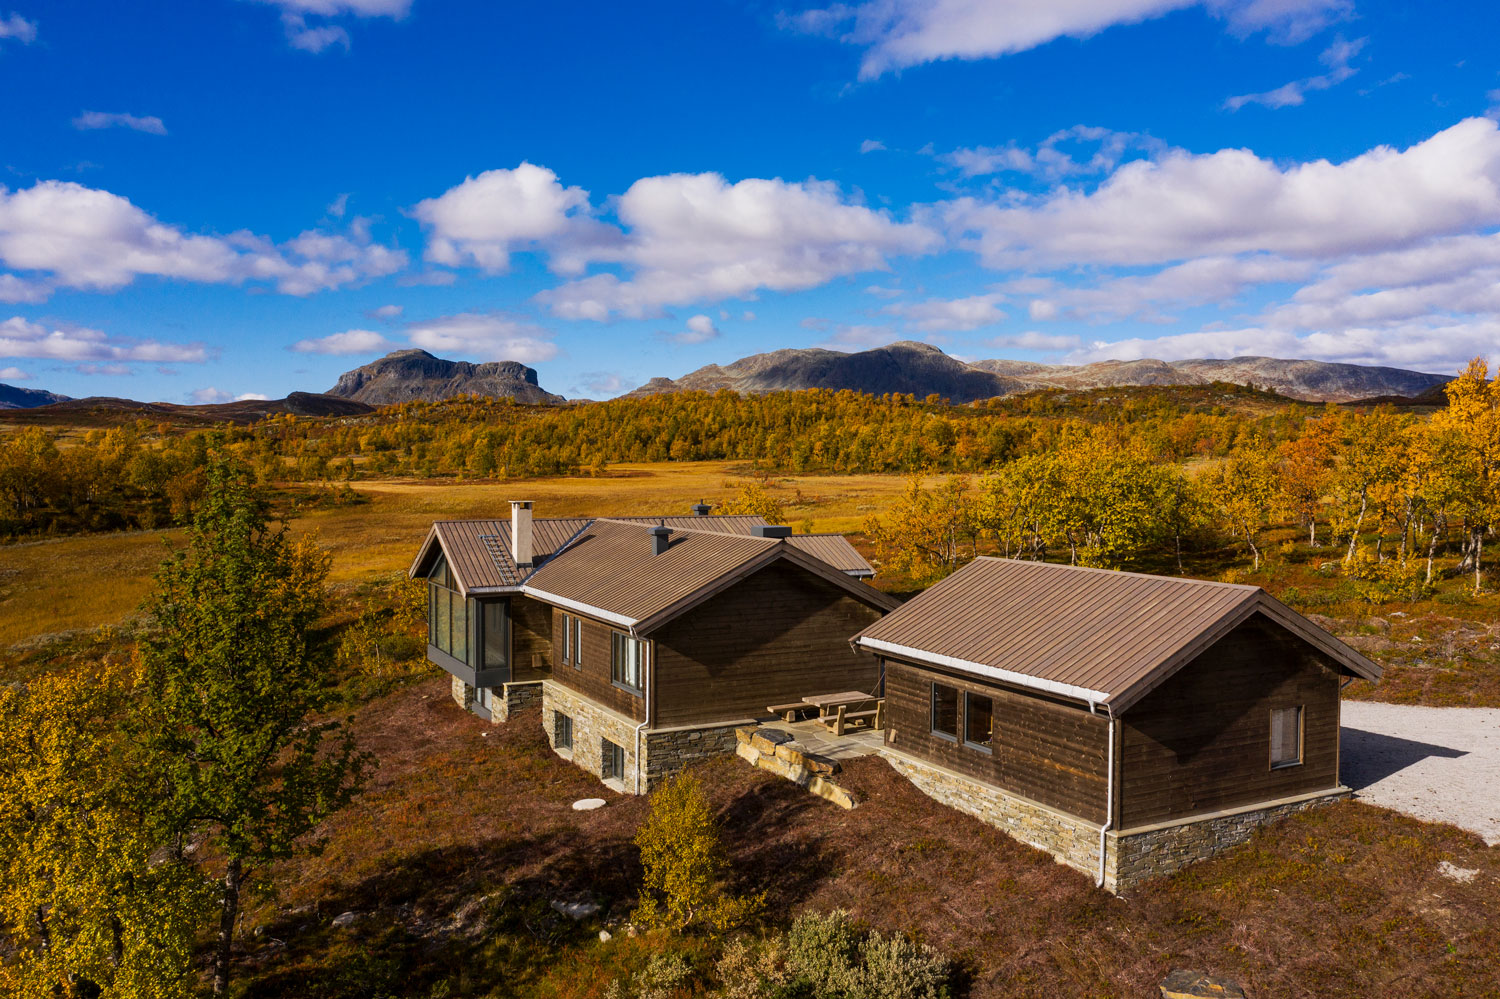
[628,341,1033,404]
[327,349,565,406]
[635,343,1450,404]
[19,392,373,426]
[0,382,70,410]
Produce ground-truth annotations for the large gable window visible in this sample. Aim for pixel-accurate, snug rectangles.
[611,631,644,693]
[428,554,470,663]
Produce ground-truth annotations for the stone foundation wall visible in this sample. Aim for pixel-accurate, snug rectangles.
[451,675,473,710]
[733,727,858,809]
[542,681,644,792]
[884,749,1101,876]
[642,723,746,792]
[491,681,542,723]
[1107,788,1350,891]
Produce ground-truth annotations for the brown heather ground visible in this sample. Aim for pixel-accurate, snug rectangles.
[233,673,1500,999]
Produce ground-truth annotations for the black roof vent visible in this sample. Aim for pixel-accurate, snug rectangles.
[753,525,792,539]
[650,525,672,555]
[691,501,712,516]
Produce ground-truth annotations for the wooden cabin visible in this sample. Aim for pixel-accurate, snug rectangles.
[409,502,891,791]
[851,557,1381,892]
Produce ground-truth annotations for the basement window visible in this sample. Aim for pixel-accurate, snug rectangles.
[602,739,625,781]
[555,712,573,751]
[930,683,958,742]
[1270,705,1304,769]
[964,692,993,753]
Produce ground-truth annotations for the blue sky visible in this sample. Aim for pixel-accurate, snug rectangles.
[3,0,1500,402]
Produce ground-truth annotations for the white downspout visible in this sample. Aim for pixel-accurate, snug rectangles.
[1097,703,1116,889]
[633,635,651,795]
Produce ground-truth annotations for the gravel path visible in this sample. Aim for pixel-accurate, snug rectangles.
[1341,701,1500,845]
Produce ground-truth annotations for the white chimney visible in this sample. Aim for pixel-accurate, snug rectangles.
[511,500,534,567]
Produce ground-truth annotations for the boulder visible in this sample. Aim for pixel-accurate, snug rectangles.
[750,728,794,755]
[1159,970,1247,999]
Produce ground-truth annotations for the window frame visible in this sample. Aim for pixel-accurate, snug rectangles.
[602,739,625,780]
[610,630,645,694]
[554,712,573,751]
[963,691,994,753]
[1269,705,1305,770]
[560,612,572,665]
[571,615,583,667]
[930,682,959,742]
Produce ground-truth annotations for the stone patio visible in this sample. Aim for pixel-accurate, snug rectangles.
[769,716,886,759]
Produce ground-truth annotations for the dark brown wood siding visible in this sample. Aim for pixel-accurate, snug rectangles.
[509,595,553,682]
[883,658,1111,823]
[547,607,646,722]
[1118,613,1341,828]
[651,561,886,727]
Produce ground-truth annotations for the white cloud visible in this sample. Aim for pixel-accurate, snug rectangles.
[290,328,395,355]
[0,365,31,380]
[367,303,403,319]
[283,16,350,52]
[190,387,270,404]
[0,273,48,303]
[536,172,939,319]
[1015,255,1315,323]
[76,363,132,376]
[663,314,721,344]
[860,139,887,153]
[575,372,631,397]
[0,180,406,298]
[819,323,904,350]
[0,11,36,43]
[883,292,1007,331]
[789,0,1349,79]
[0,316,208,363]
[942,125,1165,181]
[413,164,598,273]
[72,111,168,135]
[253,0,410,51]
[946,118,1500,270]
[988,331,1082,352]
[1224,35,1365,110]
[404,313,558,363]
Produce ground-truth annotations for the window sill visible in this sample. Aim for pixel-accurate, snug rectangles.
[612,681,644,698]
[931,730,957,743]
[555,746,574,760]
[1270,760,1303,771]
[963,741,993,754]
[602,777,626,793]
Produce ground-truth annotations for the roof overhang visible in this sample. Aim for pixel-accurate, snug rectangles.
[408,525,446,583]
[519,586,640,630]
[858,636,1112,706]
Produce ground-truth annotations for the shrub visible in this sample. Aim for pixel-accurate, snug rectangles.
[633,773,763,934]
[714,912,952,999]
[607,951,700,999]
[1343,546,1431,603]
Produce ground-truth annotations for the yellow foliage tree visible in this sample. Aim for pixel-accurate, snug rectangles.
[717,481,787,524]
[632,773,761,934]
[863,475,977,583]
[1429,358,1500,593]
[1203,439,1280,570]
[0,663,208,999]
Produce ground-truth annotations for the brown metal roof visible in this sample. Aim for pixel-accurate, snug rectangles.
[786,534,875,577]
[853,557,1380,710]
[521,519,897,632]
[409,520,522,594]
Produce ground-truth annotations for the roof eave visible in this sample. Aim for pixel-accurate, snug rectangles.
[519,586,641,630]
[857,636,1111,706]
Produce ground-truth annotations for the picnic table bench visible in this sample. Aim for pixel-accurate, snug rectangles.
[802,691,885,736]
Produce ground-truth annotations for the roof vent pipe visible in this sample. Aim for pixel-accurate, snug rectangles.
[752,525,792,539]
[511,500,534,567]
[691,501,712,516]
[650,525,672,556]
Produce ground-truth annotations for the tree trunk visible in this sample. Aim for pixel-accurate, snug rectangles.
[1426,515,1442,584]
[1475,528,1484,596]
[213,857,244,995]
[1344,490,1368,562]
[1308,519,1317,547]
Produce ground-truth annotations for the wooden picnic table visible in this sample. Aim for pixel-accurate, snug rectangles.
[802,691,877,718]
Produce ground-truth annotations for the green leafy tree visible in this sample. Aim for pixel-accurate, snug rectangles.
[134,457,372,994]
[633,773,761,934]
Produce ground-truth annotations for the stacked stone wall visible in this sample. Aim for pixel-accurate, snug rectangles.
[541,681,644,791]
[451,676,473,710]
[492,681,542,723]
[1107,788,1350,890]
[884,750,1100,875]
[642,723,746,791]
[733,727,858,810]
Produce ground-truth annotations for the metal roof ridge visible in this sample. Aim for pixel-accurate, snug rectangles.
[970,555,1263,592]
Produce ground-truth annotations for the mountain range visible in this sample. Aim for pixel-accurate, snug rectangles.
[629,341,1451,404]
[0,342,1455,416]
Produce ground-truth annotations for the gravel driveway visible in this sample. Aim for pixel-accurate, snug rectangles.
[1341,701,1500,845]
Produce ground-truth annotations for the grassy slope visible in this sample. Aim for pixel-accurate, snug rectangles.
[237,676,1500,999]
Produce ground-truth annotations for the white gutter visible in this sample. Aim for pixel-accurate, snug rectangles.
[521,587,639,630]
[857,637,1112,706]
[1097,704,1116,889]
[634,641,652,795]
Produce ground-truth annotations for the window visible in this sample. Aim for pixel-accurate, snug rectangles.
[474,685,492,713]
[482,601,508,671]
[611,631,644,692]
[602,739,625,780]
[964,692,993,752]
[1270,706,1303,769]
[554,712,573,750]
[561,613,583,668]
[426,554,471,664]
[930,683,958,741]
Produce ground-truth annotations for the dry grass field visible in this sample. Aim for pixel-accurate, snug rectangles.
[0,463,911,648]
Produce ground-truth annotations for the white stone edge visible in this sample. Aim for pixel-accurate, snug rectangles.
[858,637,1111,706]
